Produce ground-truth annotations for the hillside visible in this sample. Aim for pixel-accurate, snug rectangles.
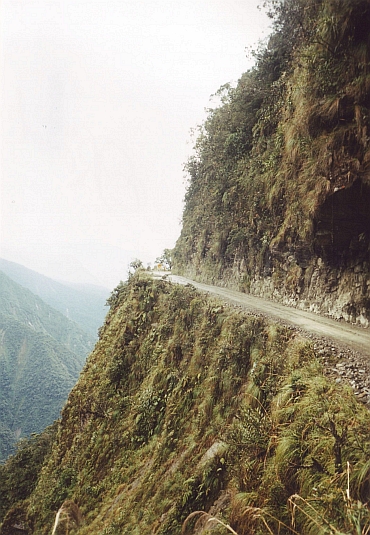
[0,271,95,358]
[0,314,83,461]
[0,273,369,534]
[0,259,108,338]
[0,271,97,460]
[173,0,370,327]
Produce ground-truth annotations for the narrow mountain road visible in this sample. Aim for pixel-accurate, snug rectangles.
[155,273,370,405]
[167,274,370,357]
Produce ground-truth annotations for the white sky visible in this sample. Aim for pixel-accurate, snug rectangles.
[0,0,271,288]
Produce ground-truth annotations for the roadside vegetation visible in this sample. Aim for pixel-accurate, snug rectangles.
[173,0,370,321]
[1,273,369,534]
[1,1,370,532]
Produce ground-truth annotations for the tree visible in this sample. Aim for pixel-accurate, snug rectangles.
[155,249,173,270]
[129,259,144,272]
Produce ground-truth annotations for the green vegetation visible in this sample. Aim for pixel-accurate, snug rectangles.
[0,425,56,528]
[0,313,85,461]
[1,273,369,534]
[0,271,97,460]
[0,259,108,337]
[0,271,94,356]
[173,0,370,322]
[1,1,370,532]
[155,248,173,270]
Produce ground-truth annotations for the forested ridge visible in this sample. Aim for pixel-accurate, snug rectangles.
[0,271,94,357]
[0,259,108,338]
[0,271,95,460]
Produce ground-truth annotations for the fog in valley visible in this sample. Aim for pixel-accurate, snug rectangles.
[0,0,270,289]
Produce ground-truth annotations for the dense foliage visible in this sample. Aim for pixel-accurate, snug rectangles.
[2,273,369,534]
[0,425,56,528]
[173,0,370,303]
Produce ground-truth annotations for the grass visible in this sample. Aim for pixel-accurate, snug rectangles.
[2,273,370,534]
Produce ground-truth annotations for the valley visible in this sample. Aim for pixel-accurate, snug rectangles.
[0,267,108,461]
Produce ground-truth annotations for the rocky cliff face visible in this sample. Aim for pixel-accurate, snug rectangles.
[173,0,370,327]
[248,179,370,326]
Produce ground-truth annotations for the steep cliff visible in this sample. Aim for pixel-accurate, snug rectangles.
[173,0,370,326]
[1,273,369,534]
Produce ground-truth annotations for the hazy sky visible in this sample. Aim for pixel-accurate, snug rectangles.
[0,0,271,288]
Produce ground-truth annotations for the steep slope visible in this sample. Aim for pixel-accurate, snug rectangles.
[0,425,56,527]
[0,314,82,461]
[0,259,108,337]
[173,0,370,326]
[0,424,15,467]
[1,273,369,534]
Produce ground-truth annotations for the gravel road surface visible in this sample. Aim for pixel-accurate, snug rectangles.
[168,274,370,356]
[156,273,370,405]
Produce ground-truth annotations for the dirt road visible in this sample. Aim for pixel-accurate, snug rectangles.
[167,274,370,358]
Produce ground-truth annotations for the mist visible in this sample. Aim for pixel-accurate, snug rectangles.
[0,0,270,288]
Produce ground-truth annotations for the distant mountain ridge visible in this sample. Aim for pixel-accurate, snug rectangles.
[0,312,82,461]
[0,271,94,357]
[0,259,109,337]
[0,270,99,461]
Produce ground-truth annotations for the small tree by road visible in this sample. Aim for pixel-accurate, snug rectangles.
[154,249,173,270]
